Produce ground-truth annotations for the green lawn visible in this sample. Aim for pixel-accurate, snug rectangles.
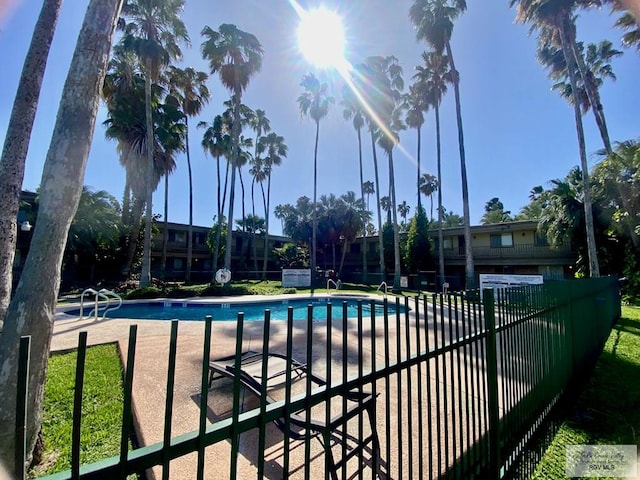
[31,344,128,478]
[533,305,640,479]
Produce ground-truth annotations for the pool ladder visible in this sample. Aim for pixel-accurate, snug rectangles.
[79,288,122,321]
[377,281,388,298]
[326,279,338,295]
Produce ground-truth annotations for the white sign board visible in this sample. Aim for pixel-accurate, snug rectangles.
[479,274,543,300]
[282,269,311,288]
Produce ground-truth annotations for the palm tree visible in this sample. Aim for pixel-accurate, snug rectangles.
[201,23,263,277]
[118,0,189,287]
[419,172,438,221]
[398,200,411,230]
[414,49,451,287]
[342,84,369,282]
[166,66,210,282]
[257,132,287,278]
[511,0,601,276]
[363,181,375,211]
[404,83,427,211]
[0,0,122,472]
[613,10,640,51]
[0,0,63,326]
[199,114,231,276]
[297,72,334,291]
[410,0,475,286]
[337,191,370,276]
[249,155,267,271]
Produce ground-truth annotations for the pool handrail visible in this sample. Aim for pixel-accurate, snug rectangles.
[79,288,122,321]
[98,288,122,319]
[377,281,388,298]
[326,278,338,295]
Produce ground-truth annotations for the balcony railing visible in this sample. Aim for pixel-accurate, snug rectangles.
[441,243,574,260]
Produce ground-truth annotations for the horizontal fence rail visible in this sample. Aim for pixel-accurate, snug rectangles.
[14,277,619,479]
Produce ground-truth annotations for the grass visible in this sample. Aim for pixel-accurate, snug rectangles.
[532,305,640,479]
[30,344,130,478]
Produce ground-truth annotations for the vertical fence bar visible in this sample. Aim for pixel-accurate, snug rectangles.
[341,301,348,480]
[283,307,294,476]
[484,291,501,479]
[71,331,88,479]
[395,297,403,480]
[258,310,271,480]
[443,293,451,473]
[424,295,434,480]
[383,298,391,476]
[304,304,313,480]
[414,295,424,480]
[369,299,378,478]
[198,316,213,480]
[15,336,31,480]
[162,321,179,480]
[324,302,332,480]
[454,294,463,479]
[433,293,442,478]
[461,294,471,476]
[119,325,138,479]
[403,296,413,479]
[229,313,244,480]
[357,300,364,476]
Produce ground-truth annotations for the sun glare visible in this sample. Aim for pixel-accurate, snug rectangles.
[297,7,345,69]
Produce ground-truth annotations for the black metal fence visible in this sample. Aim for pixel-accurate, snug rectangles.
[16,276,619,479]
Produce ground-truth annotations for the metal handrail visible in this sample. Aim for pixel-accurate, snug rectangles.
[79,288,122,321]
[377,281,388,298]
[326,279,338,295]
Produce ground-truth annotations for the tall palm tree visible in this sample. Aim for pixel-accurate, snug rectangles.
[0,0,63,326]
[118,0,189,287]
[248,109,270,274]
[0,0,122,472]
[410,0,475,286]
[297,72,334,291]
[342,85,369,282]
[257,132,287,279]
[201,24,263,277]
[511,0,601,276]
[166,66,210,281]
[414,49,451,287]
[249,155,267,271]
[199,114,231,276]
[419,172,438,221]
[404,83,427,211]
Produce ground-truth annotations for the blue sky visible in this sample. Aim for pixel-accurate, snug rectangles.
[1,0,638,235]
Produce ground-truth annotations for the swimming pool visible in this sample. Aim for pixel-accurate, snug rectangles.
[63,297,405,322]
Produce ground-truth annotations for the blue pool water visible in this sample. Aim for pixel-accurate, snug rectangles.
[65,297,405,322]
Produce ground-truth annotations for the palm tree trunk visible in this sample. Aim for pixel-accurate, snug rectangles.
[561,24,600,277]
[370,129,385,281]
[161,173,169,279]
[239,167,247,233]
[251,179,259,273]
[435,103,445,287]
[223,93,241,275]
[262,174,272,279]
[445,41,475,286]
[0,1,122,472]
[357,127,368,283]
[0,0,62,328]
[567,23,613,155]
[311,120,320,293]
[123,196,144,275]
[185,119,194,282]
[416,125,422,211]
[140,58,154,288]
[388,150,402,290]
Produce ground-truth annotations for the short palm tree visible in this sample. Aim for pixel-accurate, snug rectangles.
[201,23,263,275]
[398,200,411,231]
[419,172,438,221]
[410,0,475,286]
[118,0,189,287]
[166,66,210,281]
[297,72,334,291]
[257,132,287,278]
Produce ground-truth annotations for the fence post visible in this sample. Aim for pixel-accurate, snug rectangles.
[483,290,501,479]
[16,336,31,480]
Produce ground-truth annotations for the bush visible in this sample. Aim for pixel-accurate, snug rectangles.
[125,286,162,299]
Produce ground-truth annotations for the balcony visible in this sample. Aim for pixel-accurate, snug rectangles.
[441,243,575,263]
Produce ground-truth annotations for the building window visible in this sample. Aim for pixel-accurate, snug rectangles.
[350,242,361,254]
[442,237,453,250]
[235,236,243,252]
[490,232,514,248]
[169,231,186,243]
[173,258,184,271]
[534,233,549,246]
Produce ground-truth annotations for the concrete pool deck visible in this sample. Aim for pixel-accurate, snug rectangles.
[52,292,478,479]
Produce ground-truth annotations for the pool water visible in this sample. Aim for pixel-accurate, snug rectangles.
[65,297,405,322]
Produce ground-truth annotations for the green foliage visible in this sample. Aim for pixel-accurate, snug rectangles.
[33,345,129,477]
[273,242,309,268]
[404,206,433,272]
[382,221,395,273]
[125,286,163,299]
[622,243,640,305]
[481,197,512,224]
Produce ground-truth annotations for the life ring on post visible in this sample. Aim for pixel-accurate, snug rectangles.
[215,268,231,285]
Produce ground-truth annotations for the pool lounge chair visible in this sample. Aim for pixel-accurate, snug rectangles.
[208,351,381,480]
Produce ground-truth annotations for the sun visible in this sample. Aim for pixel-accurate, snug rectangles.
[297,7,346,69]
